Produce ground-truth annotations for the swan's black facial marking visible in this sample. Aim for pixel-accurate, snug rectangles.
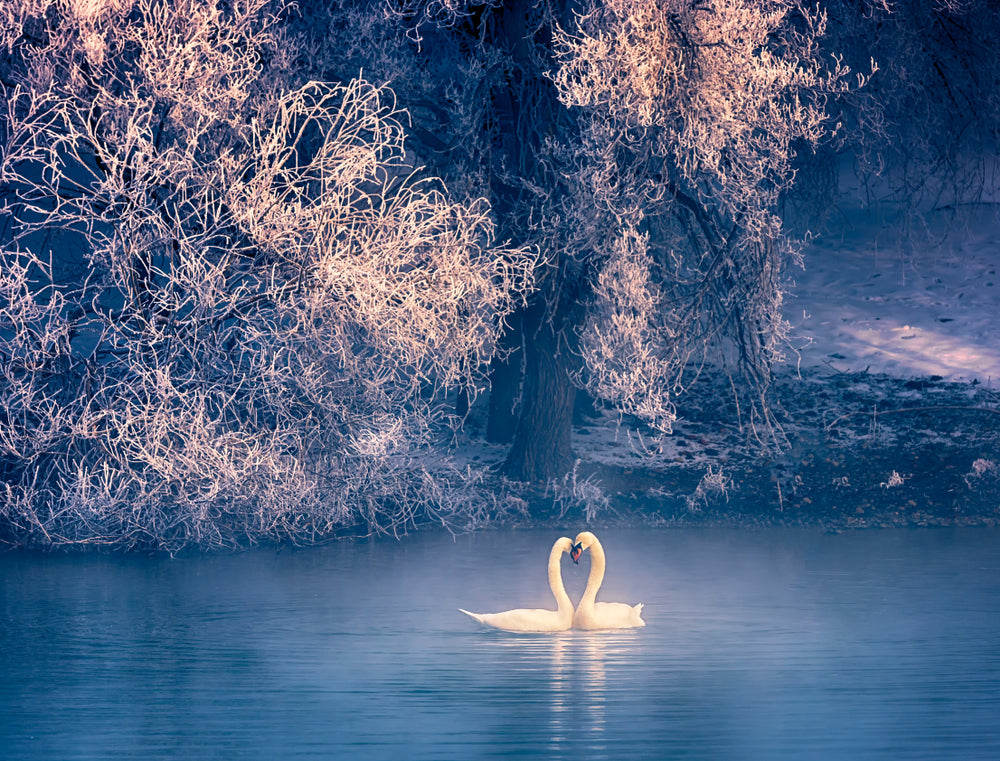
[570,542,583,564]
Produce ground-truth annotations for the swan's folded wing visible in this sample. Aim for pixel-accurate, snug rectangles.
[459,607,570,632]
[579,601,645,629]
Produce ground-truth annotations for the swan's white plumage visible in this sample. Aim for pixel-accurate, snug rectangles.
[459,537,575,632]
[572,531,645,630]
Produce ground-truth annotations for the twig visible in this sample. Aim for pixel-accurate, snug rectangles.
[825,405,1000,432]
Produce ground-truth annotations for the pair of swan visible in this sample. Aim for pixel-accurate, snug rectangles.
[459,532,645,632]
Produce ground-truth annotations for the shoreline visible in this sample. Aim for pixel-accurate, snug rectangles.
[478,367,1000,532]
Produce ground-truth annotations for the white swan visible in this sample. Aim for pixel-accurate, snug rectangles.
[459,537,575,632]
[571,531,645,630]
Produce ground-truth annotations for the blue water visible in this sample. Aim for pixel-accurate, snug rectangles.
[2,528,999,760]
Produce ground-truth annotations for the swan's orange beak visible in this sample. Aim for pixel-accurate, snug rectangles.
[570,542,583,563]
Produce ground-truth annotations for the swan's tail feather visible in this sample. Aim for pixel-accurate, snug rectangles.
[634,602,646,626]
[459,608,486,625]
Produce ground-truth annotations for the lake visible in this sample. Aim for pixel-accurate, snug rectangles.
[2,528,999,760]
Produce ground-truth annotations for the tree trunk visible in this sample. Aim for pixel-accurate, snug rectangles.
[502,298,577,482]
[486,310,523,443]
[455,386,470,419]
[484,0,580,481]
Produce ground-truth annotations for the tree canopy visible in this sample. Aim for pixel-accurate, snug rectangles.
[2,0,994,550]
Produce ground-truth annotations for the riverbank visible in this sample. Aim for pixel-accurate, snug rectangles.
[451,365,1000,532]
[460,203,1000,531]
[575,368,1000,529]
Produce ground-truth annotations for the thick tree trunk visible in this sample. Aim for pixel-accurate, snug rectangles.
[502,299,577,482]
[484,0,580,481]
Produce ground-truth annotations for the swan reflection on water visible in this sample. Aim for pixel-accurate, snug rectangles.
[456,531,646,758]
[482,628,643,757]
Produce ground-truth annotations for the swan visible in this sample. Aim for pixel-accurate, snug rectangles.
[459,537,575,632]
[570,531,645,630]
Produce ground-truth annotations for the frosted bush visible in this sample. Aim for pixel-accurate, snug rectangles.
[0,0,531,550]
[964,458,999,489]
[685,465,730,512]
[550,461,610,523]
[880,471,907,489]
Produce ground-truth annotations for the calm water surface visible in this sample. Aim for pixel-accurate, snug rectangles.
[2,528,999,760]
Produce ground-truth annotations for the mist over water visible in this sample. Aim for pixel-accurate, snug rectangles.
[2,528,999,760]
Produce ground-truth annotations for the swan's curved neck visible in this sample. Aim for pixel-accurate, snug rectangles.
[548,542,572,616]
[581,537,606,606]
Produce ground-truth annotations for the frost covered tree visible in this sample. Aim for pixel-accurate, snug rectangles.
[0,0,532,549]
[546,0,856,473]
[0,0,864,552]
[811,0,1000,219]
[308,0,856,480]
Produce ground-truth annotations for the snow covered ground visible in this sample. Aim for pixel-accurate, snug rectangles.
[786,205,1000,385]
[458,199,1000,483]
[555,202,1000,479]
